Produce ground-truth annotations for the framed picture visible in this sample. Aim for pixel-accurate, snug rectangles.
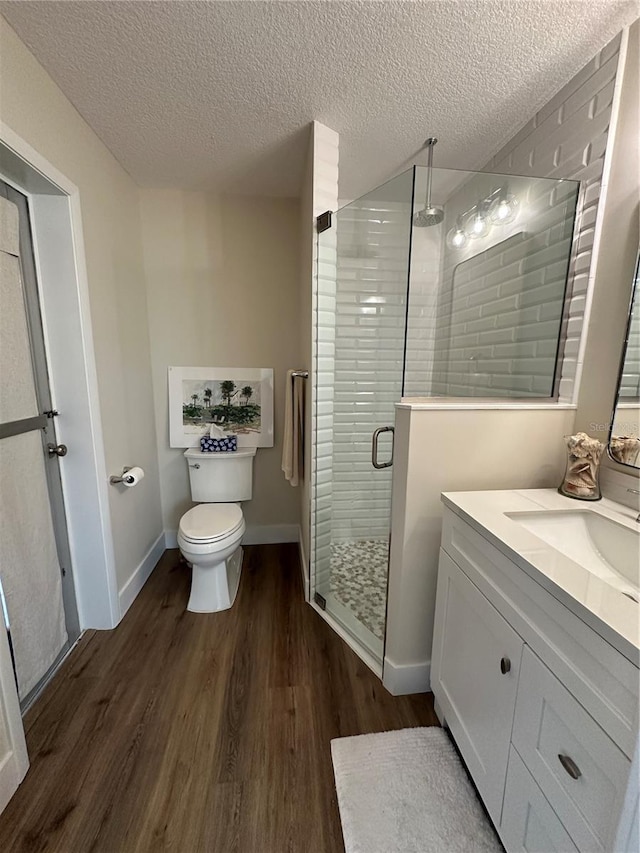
[168,366,274,448]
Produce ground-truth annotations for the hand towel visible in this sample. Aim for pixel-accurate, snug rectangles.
[282,370,305,486]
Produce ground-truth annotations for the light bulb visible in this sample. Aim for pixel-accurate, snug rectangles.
[446,223,467,249]
[465,209,490,239]
[489,193,519,225]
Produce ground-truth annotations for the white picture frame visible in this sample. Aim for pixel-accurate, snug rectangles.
[168,366,274,448]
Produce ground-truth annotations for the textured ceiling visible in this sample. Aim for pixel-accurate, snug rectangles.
[1,1,638,200]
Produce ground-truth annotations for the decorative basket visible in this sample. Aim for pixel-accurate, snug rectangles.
[200,434,238,453]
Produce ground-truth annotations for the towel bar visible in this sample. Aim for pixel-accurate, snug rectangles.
[291,370,309,378]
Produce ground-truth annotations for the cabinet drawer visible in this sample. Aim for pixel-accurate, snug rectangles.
[432,550,524,825]
[501,747,578,853]
[513,647,630,852]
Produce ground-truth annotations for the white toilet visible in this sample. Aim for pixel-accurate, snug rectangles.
[177,446,256,613]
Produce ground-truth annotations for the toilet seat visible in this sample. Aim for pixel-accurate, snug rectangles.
[179,503,244,544]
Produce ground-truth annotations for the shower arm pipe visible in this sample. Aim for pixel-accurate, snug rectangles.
[425,138,435,208]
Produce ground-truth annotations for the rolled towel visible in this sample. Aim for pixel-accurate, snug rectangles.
[282,370,304,485]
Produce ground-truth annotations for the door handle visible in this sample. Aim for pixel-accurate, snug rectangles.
[47,443,68,458]
[372,426,394,469]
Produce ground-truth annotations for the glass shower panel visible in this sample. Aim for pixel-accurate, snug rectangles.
[314,169,415,664]
[404,168,579,398]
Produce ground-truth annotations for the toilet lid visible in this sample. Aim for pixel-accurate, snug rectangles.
[179,503,243,542]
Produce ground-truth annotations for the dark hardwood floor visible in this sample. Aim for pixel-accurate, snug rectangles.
[0,544,438,852]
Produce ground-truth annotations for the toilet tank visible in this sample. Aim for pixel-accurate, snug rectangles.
[184,447,256,502]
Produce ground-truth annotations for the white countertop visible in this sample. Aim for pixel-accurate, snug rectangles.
[441,489,640,666]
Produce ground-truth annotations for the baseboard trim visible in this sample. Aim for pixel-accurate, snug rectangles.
[382,657,431,696]
[164,524,299,550]
[118,532,166,620]
[298,526,309,601]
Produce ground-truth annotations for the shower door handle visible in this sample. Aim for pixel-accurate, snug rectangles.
[372,426,394,469]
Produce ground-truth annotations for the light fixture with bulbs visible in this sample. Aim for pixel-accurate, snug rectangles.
[489,190,519,225]
[465,200,491,239]
[446,215,467,249]
[446,185,520,249]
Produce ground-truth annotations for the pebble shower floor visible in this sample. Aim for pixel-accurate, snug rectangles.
[329,539,389,640]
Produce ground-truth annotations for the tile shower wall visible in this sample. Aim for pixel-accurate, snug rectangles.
[620,304,640,397]
[427,174,578,397]
[404,32,623,400]
[484,32,623,403]
[402,222,442,395]
[330,201,410,543]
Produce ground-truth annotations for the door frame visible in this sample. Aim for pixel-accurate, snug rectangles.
[0,122,120,630]
[1,181,81,649]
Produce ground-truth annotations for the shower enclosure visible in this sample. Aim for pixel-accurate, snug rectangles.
[312,164,579,670]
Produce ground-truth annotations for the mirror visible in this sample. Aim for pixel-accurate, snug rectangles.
[609,250,640,467]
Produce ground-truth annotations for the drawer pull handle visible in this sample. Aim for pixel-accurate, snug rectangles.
[500,657,511,675]
[558,754,582,780]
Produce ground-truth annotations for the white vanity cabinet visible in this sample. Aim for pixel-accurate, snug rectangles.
[431,503,638,853]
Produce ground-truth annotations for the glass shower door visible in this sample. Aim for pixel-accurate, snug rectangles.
[313,169,416,665]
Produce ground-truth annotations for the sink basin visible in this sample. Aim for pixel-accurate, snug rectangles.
[506,510,640,596]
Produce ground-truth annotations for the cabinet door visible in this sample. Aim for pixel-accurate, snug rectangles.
[501,747,579,853]
[432,549,524,824]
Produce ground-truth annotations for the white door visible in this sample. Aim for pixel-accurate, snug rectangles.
[0,598,28,814]
[431,549,524,824]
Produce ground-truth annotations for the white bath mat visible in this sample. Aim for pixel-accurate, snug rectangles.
[331,727,502,853]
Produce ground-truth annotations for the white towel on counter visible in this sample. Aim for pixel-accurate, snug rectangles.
[282,370,305,486]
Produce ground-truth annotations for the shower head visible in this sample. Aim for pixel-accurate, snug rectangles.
[413,137,444,228]
[413,206,444,227]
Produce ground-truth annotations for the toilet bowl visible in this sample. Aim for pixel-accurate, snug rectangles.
[178,503,246,613]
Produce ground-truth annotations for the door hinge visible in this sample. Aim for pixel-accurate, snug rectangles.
[43,410,59,419]
[314,592,326,610]
[316,211,332,233]
[61,567,67,577]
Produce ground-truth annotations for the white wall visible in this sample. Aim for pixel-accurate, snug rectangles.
[407,31,624,401]
[0,18,163,596]
[484,32,624,404]
[383,402,576,695]
[139,190,301,543]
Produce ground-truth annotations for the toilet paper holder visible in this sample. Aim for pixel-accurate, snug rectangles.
[110,467,134,485]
